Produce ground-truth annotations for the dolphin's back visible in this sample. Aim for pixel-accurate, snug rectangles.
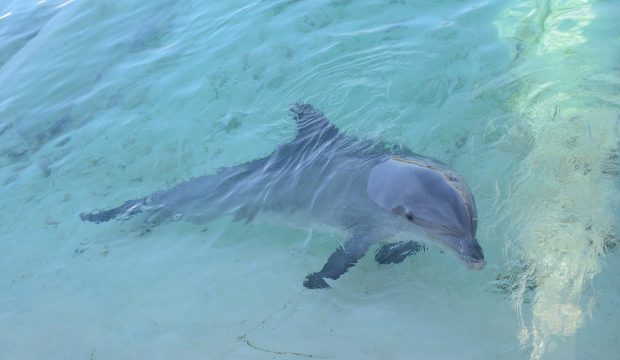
[154,104,384,224]
[81,104,401,226]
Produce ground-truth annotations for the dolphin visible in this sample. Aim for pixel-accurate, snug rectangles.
[80,103,485,289]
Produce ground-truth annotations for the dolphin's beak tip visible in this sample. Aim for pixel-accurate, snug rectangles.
[470,259,486,270]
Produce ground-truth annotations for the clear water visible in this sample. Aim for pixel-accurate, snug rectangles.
[0,0,618,359]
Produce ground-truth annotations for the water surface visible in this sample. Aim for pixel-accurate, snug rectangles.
[0,0,618,359]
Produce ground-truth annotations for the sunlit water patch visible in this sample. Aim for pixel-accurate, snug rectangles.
[0,0,618,359]
[495,0,620,358]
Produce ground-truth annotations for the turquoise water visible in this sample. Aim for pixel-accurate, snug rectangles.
[1,0,619,359]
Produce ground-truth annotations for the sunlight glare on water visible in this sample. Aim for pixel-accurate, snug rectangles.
[495,0,620,358]
[0,0,618,359]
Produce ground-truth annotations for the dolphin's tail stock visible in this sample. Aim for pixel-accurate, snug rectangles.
[80,197,148,223]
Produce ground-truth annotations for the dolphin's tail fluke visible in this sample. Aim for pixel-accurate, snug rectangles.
[80,197,147,223]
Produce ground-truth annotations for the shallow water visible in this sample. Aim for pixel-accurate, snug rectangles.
[0,0,618,359]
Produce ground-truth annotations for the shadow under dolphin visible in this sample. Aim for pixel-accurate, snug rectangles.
[80,103,485,289]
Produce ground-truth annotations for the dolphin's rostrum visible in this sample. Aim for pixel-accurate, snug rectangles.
[80,104,485,289]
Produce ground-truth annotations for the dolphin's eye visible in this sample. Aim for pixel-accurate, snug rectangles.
[391,206,414,222]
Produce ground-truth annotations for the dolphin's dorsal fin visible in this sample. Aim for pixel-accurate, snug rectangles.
[289,103,341,144]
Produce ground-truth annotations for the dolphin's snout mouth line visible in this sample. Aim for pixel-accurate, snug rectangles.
[464,257,486,270]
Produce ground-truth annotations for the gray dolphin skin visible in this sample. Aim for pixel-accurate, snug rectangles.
[80,103,485,289]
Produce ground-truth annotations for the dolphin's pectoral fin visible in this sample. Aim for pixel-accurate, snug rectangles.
[375,241,426,264]
[303,273,330,289]
[80,198,146,223]
[303,235,374,289]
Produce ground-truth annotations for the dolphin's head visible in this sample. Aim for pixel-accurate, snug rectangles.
[367,157,485,269]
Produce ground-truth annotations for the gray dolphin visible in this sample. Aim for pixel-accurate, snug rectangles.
[80,103,485,289]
